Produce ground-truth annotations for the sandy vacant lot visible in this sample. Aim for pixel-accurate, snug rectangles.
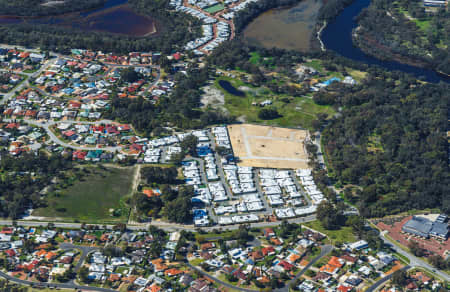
[227,124,310,169]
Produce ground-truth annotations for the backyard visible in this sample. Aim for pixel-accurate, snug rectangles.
[34,166,135,222]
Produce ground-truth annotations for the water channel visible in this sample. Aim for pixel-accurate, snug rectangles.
[321,0,448,83]
[244,0,448,83]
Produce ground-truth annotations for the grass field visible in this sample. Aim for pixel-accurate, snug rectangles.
[34,166,135,222]
[304,220,356,245]
[215,77,335,130]
[204,3,225,14]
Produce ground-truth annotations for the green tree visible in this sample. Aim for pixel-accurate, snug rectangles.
[180,135,199,156]
[316,201,339,230]
[78,266,90,283]
[408,240,426,257]
[258,108,280,120]
[391,269,407,286]
[120,67,142,83]
[346,215,365,237]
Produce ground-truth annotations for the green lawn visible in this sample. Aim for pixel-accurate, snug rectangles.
[204,3,225,14]
[216,273,258,290]
[34,166,135,222]
[304,59,324,72]
[196,230,236,242]
[303,220,356,245]
[249,52,274,67]
[189,258,205,266]
[396,6,431,32]
[393,252,410,265]
[216,77,334,130]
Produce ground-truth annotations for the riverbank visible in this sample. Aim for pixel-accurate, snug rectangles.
[349,0,449,79]
[352,28,431,69]
[315,20,327,51]
[353,28,450,81]
[0,0,114,19]
[0,1,158,37]
[319,0,448,83]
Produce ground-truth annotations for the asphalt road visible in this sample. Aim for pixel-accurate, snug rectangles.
[14,119,123,152]
[0,269,116,292]
[365,265,410,292]
[274,244,333,292]
[188,244,333,292]
[0,214,316,233]
[379,231,450,281]
[0,59,55,105]
[187,263,258,292]
[60,243,100,272]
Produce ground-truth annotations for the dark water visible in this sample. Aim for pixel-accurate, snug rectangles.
[321,0,449,83]
[73,7,155,36]
[81,0,129,17]
[0,0,155,37]
[219,80,246,97]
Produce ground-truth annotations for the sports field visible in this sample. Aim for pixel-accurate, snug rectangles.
[204,3,225,14]
[227,124,310,169]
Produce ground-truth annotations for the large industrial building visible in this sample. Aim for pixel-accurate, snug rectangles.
[402,215,448,240]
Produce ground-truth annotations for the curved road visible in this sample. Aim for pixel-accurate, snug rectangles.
[18,119,123,152]
[379,231,450,281]
[188,244,333,292]
[275,244,333,292]
[60,243,100,272]
[365,265,410,292]
[0,59,55,105]
[0,242,107,291]
[0,269,116,292]
[187,263,259,292]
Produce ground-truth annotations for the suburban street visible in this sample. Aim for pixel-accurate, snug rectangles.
[60,243,100,273]
[365,266,410,292]
[379,231,450,281]
[18,119,124,152]
[187,244,333,292]
[187,263,258,292]
[0,269,116,292]
[0,215,317,233]
[275,244,334,292]
[0,58,55,105]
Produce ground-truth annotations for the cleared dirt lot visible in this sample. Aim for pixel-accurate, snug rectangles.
[227,124,310,169]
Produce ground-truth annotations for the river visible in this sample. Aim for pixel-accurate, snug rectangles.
[243,0,448,83]
[321,0,448,83]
